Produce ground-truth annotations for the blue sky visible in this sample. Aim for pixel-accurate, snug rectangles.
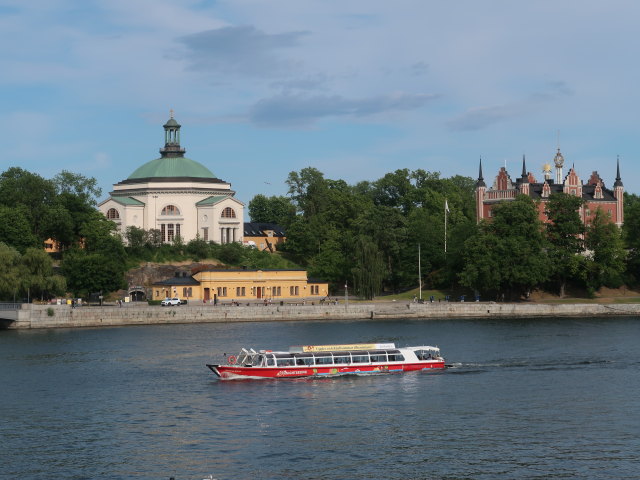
[2,0,639,207]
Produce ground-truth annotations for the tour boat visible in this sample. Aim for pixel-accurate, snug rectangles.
[206,343,445,380]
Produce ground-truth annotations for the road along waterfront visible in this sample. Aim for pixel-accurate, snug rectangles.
[2,316,639,479]
[3,301,640,329]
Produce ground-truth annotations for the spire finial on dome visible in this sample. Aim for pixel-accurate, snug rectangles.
[170,108,174,119]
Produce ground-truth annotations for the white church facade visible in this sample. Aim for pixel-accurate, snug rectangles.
[98,114,244,244]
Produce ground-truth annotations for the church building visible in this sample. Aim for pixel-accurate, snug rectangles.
[99,113,244,244]
[475,149,624,226]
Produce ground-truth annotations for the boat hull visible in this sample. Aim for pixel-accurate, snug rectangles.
[207,361,445,380]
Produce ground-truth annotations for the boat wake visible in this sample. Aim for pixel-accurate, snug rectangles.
[444,358,614,373]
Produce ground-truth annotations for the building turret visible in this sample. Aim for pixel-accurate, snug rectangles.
[518,155,530,195]
[614,156,624,226]
[554,148,564,184]
[475,158,486,222]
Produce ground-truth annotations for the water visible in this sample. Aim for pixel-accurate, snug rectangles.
[1,317,639,480]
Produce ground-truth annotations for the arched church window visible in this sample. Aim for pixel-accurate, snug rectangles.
[221,207,236,218]
[161,205,180,216]
[106,208,120,219]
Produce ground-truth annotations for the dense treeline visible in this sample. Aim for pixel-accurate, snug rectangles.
[250,167,477,298]
[0,167,297,301]
[1,165,638,302]
[251,167,637,300]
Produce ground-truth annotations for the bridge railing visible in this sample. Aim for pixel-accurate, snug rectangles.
[0,302,21,311]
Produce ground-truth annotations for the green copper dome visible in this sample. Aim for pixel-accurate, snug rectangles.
[127,157,215,180]
[125,113,216,180]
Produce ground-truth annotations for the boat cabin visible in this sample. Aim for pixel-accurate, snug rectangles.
[230,344,440,368]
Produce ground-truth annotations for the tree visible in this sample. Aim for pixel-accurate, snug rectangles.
[459,195,551,299]
[22,248,66,300]
[125,226,149,253]
[0,242,25,300]
[351,236,386,299]
[0,205,39,253]
[585,208,626,290]
[545,193,585,297]
[0,167,56,241]
[52,170,102,206]
[61,249,126,297]
[248,194,296,226]
[623,193,640,285]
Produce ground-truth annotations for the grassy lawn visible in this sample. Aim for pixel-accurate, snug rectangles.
[350,287,640,304]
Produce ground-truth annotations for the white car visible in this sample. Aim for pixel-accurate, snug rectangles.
[161,297,181,306]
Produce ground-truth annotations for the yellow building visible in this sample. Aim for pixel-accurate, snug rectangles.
[152,269,329,304]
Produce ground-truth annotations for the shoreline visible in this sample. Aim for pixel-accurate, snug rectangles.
[2,301,640,330]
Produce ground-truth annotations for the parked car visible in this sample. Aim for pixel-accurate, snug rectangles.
[161,297,181,306]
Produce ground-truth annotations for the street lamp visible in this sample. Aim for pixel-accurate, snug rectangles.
[344,281,348,309]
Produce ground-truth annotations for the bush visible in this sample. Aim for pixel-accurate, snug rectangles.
[147,300,162,306]
[47,307,55,317]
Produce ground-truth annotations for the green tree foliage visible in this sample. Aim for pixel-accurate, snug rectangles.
[22,248,66,300]
[0,205,39,252]
[585,208,626,290]
[351,236,386,299]
[545,193,586,296]
[248,194,296,227]
[0,243,65,301]
[278,166,476,296]
[459,195,552,300]
[0,242,25,300]
[0,167,57,241]
[622,193,640,285]
[61,249,126,298]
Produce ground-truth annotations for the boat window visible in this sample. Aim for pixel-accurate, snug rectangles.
[253,355,264,366]
[415,350,434,360]
[351,355,368,363]
[314,353,333,365]
[266,356,275,366]
[294,355,314,366]
[277,357,295,366]
[370,354,387,363]
[388,353,405,362]
[333,355,349,364]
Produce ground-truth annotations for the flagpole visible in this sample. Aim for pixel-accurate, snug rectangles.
[418,244,422,301]
[444,199,448,254]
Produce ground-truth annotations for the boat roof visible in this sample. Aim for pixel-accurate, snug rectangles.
[289,343,395,353]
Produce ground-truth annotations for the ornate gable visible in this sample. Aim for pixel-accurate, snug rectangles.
[563,168,583,197]
[493,167,514,191]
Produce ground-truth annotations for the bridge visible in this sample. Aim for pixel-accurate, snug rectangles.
[0,303,21,326]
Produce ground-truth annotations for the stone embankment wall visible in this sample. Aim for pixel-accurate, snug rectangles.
[5,301,640,329]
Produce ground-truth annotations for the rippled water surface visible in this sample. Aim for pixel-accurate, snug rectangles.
[2,317,640,479]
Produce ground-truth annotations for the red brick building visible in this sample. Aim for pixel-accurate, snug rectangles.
[475,150,624,226]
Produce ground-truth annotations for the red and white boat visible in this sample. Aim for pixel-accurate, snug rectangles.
[206,343,445,380]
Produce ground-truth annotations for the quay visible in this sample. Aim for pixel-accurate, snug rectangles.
[2,301,640,329]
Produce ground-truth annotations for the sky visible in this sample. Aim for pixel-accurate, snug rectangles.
[2,0,639,207]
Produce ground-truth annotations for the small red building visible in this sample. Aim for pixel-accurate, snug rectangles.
[475,150,624,226]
